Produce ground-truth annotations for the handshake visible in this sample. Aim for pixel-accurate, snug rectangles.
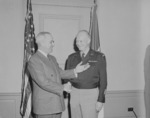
[63,82,72,93]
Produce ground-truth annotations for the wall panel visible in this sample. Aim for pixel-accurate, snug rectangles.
[105,90,145,118]
[0,91,145,118]
[0,93,20,118]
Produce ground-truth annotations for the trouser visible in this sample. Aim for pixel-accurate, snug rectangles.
[33,113,62,118]
[70,87,99,118]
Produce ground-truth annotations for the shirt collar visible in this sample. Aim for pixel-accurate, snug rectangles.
[80,48,90,57]
[38,49,47,57]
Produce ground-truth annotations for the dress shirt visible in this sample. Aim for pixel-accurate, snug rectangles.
[80,48,89,58]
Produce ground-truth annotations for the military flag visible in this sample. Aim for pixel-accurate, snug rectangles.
[89,0,101,52]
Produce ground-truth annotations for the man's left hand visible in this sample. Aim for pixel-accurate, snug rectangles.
[96,102,103,112]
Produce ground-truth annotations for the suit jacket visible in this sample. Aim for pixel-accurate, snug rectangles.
[66,49,107,103]
[28,51,76,115]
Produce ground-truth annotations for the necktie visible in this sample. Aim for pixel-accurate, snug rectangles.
[81,53,85,60]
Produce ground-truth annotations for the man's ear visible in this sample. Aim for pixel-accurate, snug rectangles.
[88,38,91,44]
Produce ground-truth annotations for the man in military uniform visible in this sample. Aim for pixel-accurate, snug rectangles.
[65,30,107,118]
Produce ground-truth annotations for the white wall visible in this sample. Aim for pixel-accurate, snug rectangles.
[97,0,144,91]
[0,0,149,93]
[0,0,24,93]
[141,0,150,90]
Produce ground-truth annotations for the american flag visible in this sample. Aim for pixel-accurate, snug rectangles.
[20,0,36,117]
[89,0,101,52]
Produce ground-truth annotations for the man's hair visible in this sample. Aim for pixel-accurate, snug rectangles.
[36,32,51,45]
[76,30,91,40]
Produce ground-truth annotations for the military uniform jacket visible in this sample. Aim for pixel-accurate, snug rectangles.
[66,49,107,103]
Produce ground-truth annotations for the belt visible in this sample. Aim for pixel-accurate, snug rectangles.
[72,83,98,89]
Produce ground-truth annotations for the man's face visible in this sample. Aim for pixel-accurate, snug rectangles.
[44,34,54,54]
[76,33,90,52]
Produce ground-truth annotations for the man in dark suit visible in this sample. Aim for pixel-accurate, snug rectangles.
[65,30,107,118]
[28,32,90,118]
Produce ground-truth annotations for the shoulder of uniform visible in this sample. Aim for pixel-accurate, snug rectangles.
[91,49,105,56]
[99,52,105,57]
[89,50,105,59]
[95,51,106,59]
[68,51,79,58]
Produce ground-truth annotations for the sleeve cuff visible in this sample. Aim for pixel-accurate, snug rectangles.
[74,69,78,77]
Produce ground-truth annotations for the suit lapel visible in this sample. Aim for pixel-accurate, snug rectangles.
[36,51,50,66]
[37,51,60,83]
[47,54,61,83]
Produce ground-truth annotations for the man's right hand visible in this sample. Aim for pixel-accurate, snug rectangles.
[74,62,90,73]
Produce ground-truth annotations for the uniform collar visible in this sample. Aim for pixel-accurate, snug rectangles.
[80,48,90,57]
